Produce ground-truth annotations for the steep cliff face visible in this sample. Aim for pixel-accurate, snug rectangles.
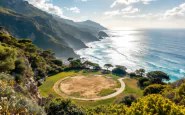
[98,31,109,37]
[0,8,78,58]
[0,0,107,58]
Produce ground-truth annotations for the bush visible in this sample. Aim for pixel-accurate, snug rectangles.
[127,94,185,115]
[13,59,27,75]
[0,45,17,72]
[119,95,137,106]
[0,84,46,115]
[0,73,14,83]
[86,104,127,115]
[46,99,85,115]
[143,84,166,96]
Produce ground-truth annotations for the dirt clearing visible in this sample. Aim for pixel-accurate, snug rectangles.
[60,75,117,98]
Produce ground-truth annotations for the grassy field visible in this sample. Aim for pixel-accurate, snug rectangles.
[38,70,143,107]
[122,78,143,96]
[38,70,82,97]
[98,89,117,96]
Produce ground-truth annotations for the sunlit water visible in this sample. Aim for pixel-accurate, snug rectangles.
[77,29,185,82]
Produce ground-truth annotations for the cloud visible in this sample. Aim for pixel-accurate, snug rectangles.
[74,0,91,2]
[105,6,140,17]
[120,2,185,21]
[26,0,68,18]
[64,7,81,13]
[122,13,162,19]
[111,0,154,8]
[163,3,185,19]
[81,0,87,1]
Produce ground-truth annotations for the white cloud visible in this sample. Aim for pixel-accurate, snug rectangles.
[111,0,154,8]
[105,6,140,17]
[163,3,185,19]
[81,0,89,2]
[65,7,81,13]
[120,2,185,22]
[27,0,68,18]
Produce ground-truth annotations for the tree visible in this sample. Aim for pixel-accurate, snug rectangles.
[112,67,126,76]
[138,77,150,88]
[18,39,32,44]
[104,64,113,71]
[83,61,93,69]
[0,45,17,72]
[130,72,136,78]
[92,63,101,70]
[127,94,185,115]
[116,65,127,70]
[51,59,63,66]
[136,68,145,77]
[147,71,170,84]
[67,57,74,62]
[70,60,81,68]
[42,49,55,58]
[143,84,166,96]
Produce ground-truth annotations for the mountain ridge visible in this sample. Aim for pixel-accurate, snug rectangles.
[0,0,107,58]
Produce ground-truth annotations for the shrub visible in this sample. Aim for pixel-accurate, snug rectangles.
[13,59,27,75]
[127,94,185,115]
[87,104,127,115]
[0,84,46,115]
[143,84,166,96]
[0,45,17,72]
[46,99,85,115]
[119,95,137,106]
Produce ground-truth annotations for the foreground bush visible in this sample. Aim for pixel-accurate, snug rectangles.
[86,104,127,115]
[143,84,166,96]
[0,82,46,115]
[46,99,86,115]
[127,94,185,115]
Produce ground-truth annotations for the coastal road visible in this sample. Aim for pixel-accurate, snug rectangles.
[53,77,126,101]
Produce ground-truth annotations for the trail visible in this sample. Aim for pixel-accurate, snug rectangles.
[53,77,125,101]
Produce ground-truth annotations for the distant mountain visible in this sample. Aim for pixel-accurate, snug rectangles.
[0,0,107,58]
[78,20,107,30]
[60,18,107,37]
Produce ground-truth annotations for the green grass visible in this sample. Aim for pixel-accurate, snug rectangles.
[70,92,82,98]
[73,97,116,107]
[39,70,142,107]
[122,78,143,97]
[38,70,82,97]
[98,89,117,96]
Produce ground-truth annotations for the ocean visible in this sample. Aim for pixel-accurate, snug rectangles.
[77,29,185,82]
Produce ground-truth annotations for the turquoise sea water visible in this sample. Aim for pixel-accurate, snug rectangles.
[77,29,185,82]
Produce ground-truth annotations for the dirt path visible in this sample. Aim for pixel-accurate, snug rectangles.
[53,77,125,101]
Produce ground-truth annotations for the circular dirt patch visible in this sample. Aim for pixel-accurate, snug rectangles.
[59,75,117,99]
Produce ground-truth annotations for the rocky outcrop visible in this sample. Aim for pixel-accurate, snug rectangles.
[98,31,109,37]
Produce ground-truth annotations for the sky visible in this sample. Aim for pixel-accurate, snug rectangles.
[26,0,185,29]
